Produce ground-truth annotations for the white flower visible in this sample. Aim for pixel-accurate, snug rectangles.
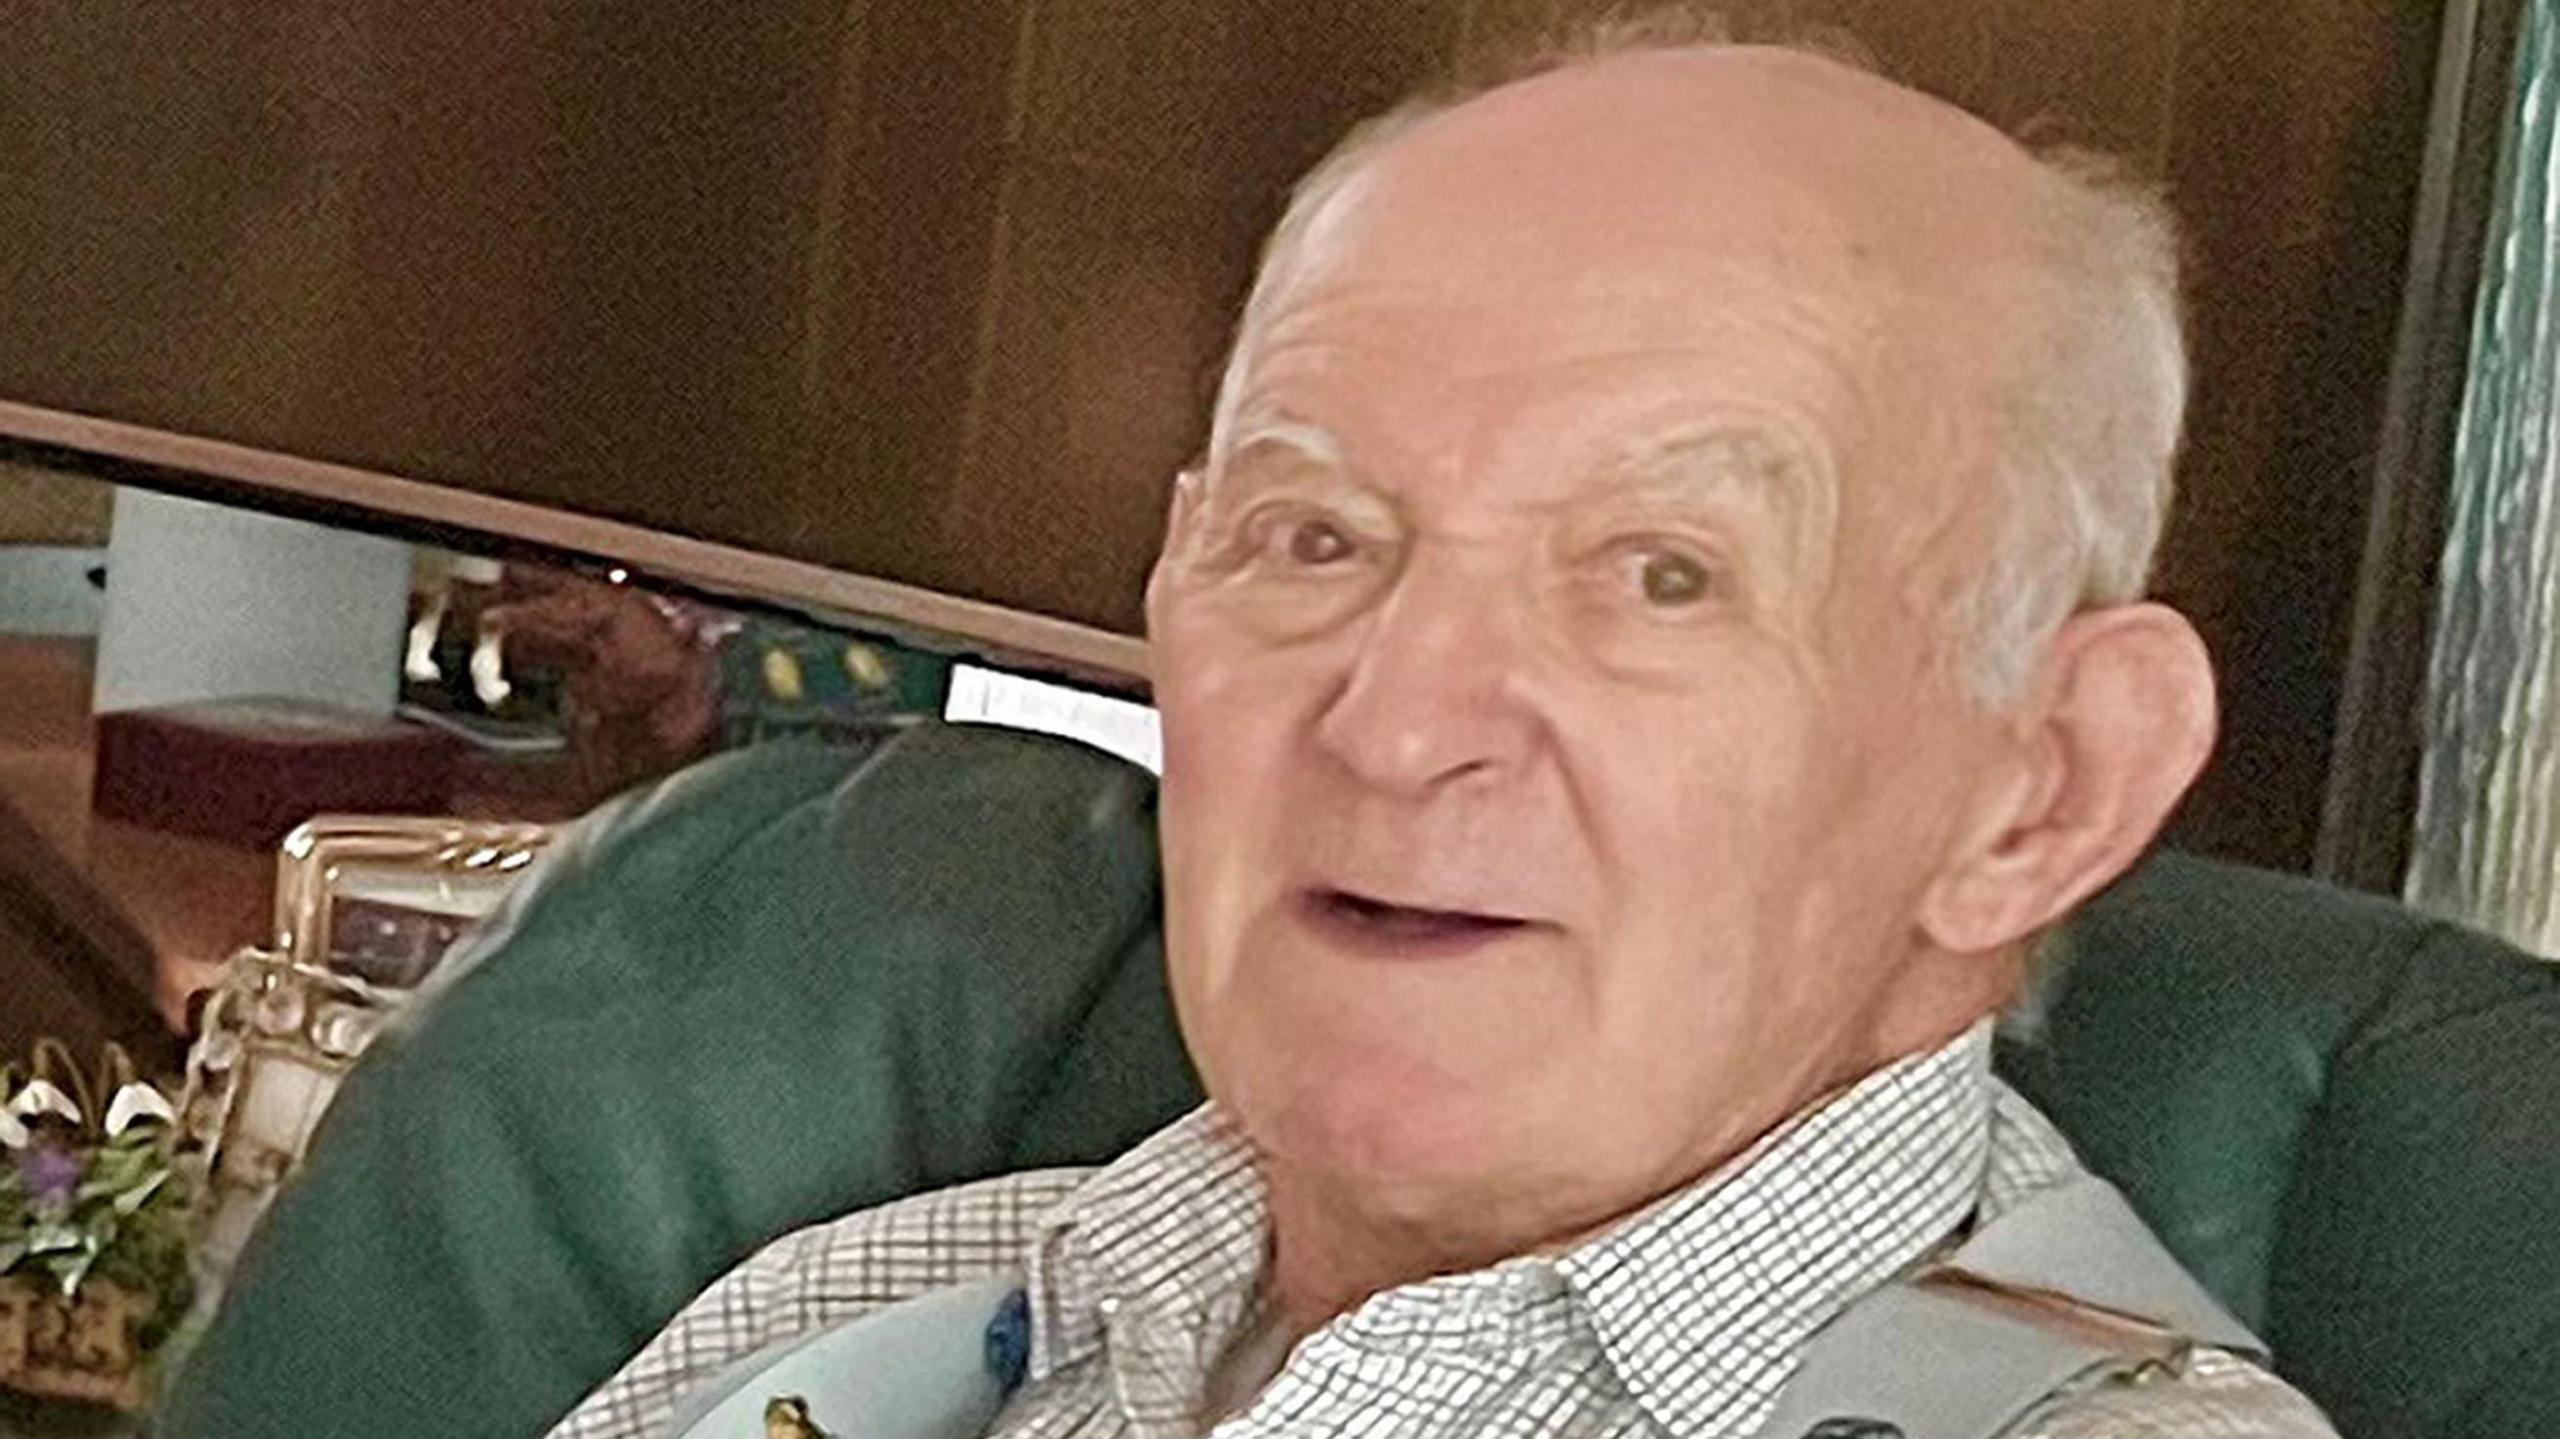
[103,1082,177,1138]
[7,1079,81,1126]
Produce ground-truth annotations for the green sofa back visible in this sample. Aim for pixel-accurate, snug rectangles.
[156,725,2560,1438]
[156,726,1200,1438]
[2001,854,2560,1437]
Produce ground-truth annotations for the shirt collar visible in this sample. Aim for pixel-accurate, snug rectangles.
[1024,1106,1267,1393]
[1558,1021,1994,1436]
[1023,1021,1998,1434]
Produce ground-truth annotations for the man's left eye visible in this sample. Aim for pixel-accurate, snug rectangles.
[1627,547,1718,607]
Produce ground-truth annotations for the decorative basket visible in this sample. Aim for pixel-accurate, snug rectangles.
[0,1040,189,1414]
[0,1274,156,1412]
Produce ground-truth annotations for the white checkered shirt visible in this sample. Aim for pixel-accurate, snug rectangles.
[552,1022,2334,1438]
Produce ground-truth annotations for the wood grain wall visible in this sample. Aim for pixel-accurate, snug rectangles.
[891,0,2449,871]
[0,0,2448,870]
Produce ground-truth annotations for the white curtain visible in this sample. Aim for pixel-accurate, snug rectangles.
[2409,0,2560,953]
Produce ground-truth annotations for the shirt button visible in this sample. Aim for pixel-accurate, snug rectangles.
[1515,1263,1567,1301]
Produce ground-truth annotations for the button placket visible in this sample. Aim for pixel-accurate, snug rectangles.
[1099,1281,1267,1439]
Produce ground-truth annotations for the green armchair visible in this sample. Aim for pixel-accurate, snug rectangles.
[154,724,2560,1438]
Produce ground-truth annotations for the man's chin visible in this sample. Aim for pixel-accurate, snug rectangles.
[1241,1066,1537,1200]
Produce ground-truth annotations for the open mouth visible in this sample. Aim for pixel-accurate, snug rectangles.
[1302,888,1534,952]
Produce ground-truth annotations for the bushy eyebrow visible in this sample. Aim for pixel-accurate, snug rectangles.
[1581,426,1839,584]
[1222,414,1345,470]
[1198,415,1402,541]
[1206,416,1377,517]
[1208,415,1838,585]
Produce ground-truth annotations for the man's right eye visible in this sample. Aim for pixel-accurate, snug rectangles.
[1282,517,1356,567]
[1236,506,1366,574]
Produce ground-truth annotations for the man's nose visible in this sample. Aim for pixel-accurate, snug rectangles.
[1312,553,1536,797]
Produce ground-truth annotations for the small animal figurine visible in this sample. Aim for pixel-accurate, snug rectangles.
[763,1395,832,1439]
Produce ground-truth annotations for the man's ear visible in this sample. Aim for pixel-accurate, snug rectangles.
[1919,602,2218,953]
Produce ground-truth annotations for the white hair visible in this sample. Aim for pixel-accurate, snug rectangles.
[1208,9,2188,704]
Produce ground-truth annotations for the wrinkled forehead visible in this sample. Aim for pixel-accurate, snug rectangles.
[1212,47,2061,602]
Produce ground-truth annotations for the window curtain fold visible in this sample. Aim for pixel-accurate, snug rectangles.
[2409,0,2560,951]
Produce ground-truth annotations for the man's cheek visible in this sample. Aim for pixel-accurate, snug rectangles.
[1612,712,1818,860]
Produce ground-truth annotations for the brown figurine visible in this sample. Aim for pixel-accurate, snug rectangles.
[762,1395,832,1439]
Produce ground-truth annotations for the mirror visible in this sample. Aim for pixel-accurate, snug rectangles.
[0,459,959,1066]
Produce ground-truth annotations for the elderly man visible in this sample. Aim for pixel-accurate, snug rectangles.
[555,19,2336,1439]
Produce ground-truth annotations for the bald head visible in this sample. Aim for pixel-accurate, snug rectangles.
[1342,47,2046,285]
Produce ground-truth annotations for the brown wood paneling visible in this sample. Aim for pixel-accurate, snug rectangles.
[942,161,1257,622]
[0,0,862,569]
[1021,0,1468,193]
[1970,0,2183,163]
[928,0,1469,627]
[2158,0,2445,869]
[508,0,846,559]
[797,0,1027,596]
[0,0,2450,872]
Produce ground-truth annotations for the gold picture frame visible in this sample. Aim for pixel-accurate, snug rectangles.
[176,814,553,1288]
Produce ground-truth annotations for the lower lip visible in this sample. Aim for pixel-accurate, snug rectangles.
[1295,892,1537,961]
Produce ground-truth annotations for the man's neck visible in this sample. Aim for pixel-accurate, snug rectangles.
[1246,1000,2012,1338]
[1261,1183,1471,1339]
[1201,1293,1296,1425]
[1255,1147,1732,1340]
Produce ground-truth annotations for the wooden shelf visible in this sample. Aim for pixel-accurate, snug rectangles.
[0,638,593,1054]
[0,400,1152,696]
[0,638,270,1049]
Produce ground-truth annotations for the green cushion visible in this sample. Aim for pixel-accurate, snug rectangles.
[158,729,2560,1439]
[2002,852,2560,1437]
[155,725,1202,1439]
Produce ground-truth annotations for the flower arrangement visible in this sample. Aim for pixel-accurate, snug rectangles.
[0,1040,193,1412]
